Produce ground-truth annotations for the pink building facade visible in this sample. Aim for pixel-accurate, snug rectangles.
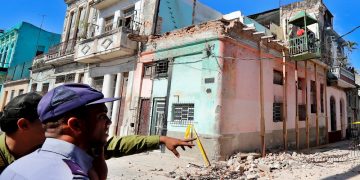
[123,18,352,160]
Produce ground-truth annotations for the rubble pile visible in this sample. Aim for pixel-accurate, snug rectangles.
[168,149,352,180]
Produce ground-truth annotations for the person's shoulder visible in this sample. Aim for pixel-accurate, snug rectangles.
[1,153,77,179]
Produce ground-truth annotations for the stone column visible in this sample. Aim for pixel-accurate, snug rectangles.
[84,71,93,87]
[120,71,134,136]
[109,73,123,137]
[102,74,115,117]
[75,73,80,83]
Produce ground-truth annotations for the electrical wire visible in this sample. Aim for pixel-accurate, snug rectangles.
[339,25,360,39]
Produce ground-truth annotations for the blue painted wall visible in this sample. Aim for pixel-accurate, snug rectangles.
[0,22,60,82]
[158,0,222,33]
[149,39,221,136]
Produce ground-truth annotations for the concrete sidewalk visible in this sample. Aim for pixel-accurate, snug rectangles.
[106,151,201,180]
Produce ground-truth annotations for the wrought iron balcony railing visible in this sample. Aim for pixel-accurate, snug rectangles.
[45,39,76,60]
[289,34,320,56]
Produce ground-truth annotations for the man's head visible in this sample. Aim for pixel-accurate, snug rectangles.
[38,83,118,150]
[0,92,45,148]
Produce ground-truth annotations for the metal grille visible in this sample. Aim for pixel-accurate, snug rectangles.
[144,61,169,79]
[273,103,283,122]
[150,99,166,136]
[46,39,76,60]
[154,60,168,78]
[289,33,320,56]
[171,103,194,126]
[55,73,75,84]
[65,73,75,82]
[55,75,65,83]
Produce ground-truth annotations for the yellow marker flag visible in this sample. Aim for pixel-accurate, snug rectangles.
[185,125,192,139]
[184,125,210,167]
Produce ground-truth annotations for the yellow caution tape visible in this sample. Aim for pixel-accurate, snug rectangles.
[352,121,360,125]
[185,125,210,167]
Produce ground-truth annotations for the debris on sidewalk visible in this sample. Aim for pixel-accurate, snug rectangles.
[168,143,359,180]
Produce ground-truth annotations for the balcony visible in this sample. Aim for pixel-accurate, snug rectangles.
[92,0,118,9]
[74,21,139,64]
[43,39,76,66]
[329,66,356,88]
[289,34,321,61]
[31,55,53,72]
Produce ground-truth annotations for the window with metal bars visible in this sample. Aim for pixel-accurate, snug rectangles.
[65,73,75,82]
[171,103,194,126]
[142,60,169,79]
[273,103,283,122]
[55,75,65,84]
[155,60,168,78]
[55,73,76,84]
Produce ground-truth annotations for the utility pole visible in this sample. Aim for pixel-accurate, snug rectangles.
[192,0,197,25]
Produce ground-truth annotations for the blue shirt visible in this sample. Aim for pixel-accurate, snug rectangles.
[0,138,93,180]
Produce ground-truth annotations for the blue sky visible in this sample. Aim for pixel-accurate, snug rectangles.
[1,0,359,69]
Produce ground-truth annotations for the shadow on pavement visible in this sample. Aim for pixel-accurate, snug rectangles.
[321,164,360,180]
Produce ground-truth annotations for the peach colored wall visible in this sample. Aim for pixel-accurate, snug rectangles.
[140,78,153,98]
[138,53,156,99]
[220,38,329,136]
[0,82,29,110]
[120,53,156,135]
[327,86,347,138]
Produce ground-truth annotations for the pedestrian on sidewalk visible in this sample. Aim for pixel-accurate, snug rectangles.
[0,83,195,180]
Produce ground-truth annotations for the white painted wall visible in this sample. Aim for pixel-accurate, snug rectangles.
[30,69,56,93]
[96,0,141,35]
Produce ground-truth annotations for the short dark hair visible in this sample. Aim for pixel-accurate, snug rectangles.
[0,93,42,134]
[43,106,87,133]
